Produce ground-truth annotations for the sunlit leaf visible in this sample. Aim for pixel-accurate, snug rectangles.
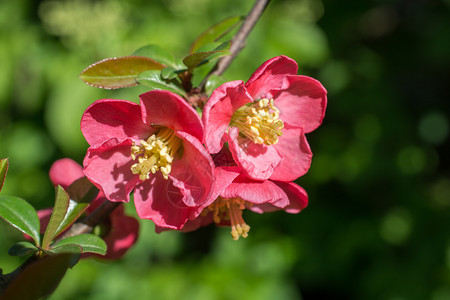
[8,241,39,257]
[1,253,76,299]
[205,74,227,95]
[53,234,107,256]
[42,185,70,250]
[0,158,8,191]
[79,56,165,89]
[137,70,186,96]
[183,42,231,70]
[54,177,98,236]
[0,195,40,246]
[189,16,243,54]
[132,44,178,67]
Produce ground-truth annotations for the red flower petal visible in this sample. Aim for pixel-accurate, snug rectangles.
[247,181,307,214]
[269,127,312,181]
[37,208,53,234]
[140,90,204,142]
[81,99,150,147]
[101,207,139,260]
[134,173,199,229]
[154,167,240,233]
[227,127,282,181]
[179,212,214,233]
[212,166,241,198]
[83,138,140,203]
[49,158,84,189]
[169,131,215,207]
[274,181,308,213]
[211,147,236,167]
[203,81,252,153]
[221,173,289,206]
[274,75,327,133]
[245,56,298,100]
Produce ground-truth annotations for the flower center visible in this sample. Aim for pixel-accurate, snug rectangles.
[230,98,284,145]
[207,197,250,240]
[130,127,182,181]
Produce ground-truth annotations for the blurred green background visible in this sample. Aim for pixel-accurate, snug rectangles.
[1,0,449,299]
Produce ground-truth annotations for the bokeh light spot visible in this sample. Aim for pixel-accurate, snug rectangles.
[418,111,449,145]
[380,208,412,245]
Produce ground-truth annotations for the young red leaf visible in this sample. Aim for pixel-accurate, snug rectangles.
[80,56,166,89]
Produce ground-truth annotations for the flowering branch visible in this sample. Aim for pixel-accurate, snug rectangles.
[0,0,328,297]
[40,0,273,248]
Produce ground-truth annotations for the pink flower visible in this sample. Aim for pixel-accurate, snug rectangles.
[81,90,215,230]
[203,55,327,181]
[178,165,308,240]
[38,158,139,260]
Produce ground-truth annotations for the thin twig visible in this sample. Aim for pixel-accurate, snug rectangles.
[201,0,271,89]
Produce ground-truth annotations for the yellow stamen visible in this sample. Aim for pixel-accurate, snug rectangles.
[230,98,284,145]
[130,127,182,180]
[208,197,250,240]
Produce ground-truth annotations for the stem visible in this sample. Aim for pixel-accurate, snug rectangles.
[200,0,271,89]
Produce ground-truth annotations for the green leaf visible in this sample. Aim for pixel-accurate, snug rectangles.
[46,243,82,255]
[54,177,98,237]
[42,185,70,250]
[161,67,179,80]
[8,241,39,257]
[45,244,82,268]
[183,42,231,70]
[0,196,40,246]
[0,253,76,299]
[137,70,187,96]
[53,234,107,256]
[79,56,166,89]
[9,242,38,257]
[189,16,243,54]
[132,44,178,68]
[0,158,8,191]
[205,74,227,95]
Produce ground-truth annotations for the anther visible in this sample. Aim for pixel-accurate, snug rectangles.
[230,98,284,145]
[130,127,182,181]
